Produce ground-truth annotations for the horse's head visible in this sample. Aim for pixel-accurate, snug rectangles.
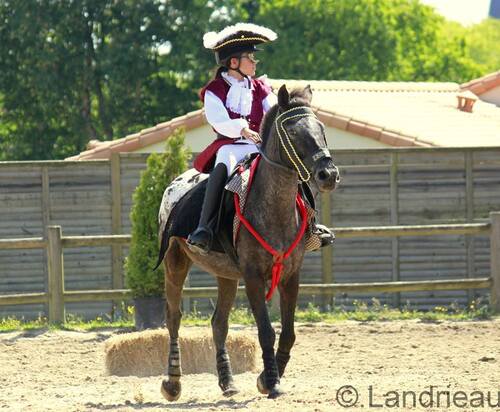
[272,84,340,192]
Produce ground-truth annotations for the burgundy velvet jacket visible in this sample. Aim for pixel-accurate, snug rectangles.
[193,76,272,173]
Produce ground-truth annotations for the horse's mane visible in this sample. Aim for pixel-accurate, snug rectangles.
[260,87,312,146]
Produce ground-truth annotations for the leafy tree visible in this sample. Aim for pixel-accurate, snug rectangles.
[465,18,500,74]
[240,0,480,82]
[125,127,190,298]
[0,0,225,160]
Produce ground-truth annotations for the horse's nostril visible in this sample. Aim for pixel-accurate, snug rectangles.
[318,170,329,180]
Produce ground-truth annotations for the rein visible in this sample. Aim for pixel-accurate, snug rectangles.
[234,105,329,300]
[234,184,308,301]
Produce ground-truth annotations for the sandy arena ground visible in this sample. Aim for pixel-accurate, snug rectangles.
[0,319,499,412]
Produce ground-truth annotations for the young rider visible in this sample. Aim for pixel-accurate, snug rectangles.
[187,23,334,255]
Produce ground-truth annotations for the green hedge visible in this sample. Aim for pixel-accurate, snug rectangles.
[125,128,190,298]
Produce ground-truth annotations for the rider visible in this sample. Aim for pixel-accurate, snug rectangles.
[187,23,334,255]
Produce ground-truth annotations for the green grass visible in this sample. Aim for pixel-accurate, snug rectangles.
[0,298,494,332]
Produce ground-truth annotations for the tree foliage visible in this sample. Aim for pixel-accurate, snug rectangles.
[0,0,225,160]
[465,18,500,75]
[125,127,190,298]
[247,0,481,82]
[0,0,492,161]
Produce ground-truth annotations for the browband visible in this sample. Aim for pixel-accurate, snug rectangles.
[275,106,326,182]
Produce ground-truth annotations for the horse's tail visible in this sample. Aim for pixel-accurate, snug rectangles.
[153,224,169,271]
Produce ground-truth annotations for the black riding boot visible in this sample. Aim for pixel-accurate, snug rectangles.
[187,163,228,255]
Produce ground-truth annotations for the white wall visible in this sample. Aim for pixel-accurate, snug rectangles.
[325,128,390,149]
[134,124,215,153]
[479,85,500,107]
[134,124,390,154]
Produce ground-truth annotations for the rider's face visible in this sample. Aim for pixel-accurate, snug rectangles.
[230,53,258,77]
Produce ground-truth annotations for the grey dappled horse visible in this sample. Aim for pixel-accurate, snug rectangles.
[158,84,339,400]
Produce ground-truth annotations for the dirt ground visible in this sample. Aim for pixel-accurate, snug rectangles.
[0,320,499,412]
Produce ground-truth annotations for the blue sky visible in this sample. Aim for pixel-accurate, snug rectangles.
[420,0,491,25]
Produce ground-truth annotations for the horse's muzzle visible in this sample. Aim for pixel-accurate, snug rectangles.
[313,159,340,192]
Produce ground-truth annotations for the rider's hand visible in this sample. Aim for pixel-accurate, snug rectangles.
[241,127,261,144]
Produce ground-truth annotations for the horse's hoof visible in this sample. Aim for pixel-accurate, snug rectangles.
[161,379,181,402]
[222,384,239,397]
[256,373,269,395]
[268,384,285,399]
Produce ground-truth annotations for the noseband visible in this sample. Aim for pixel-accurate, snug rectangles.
[262,106,331,182]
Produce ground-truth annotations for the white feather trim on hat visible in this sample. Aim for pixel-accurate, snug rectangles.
[203,23,277,49]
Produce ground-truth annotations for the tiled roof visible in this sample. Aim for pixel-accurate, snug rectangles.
[66,109,206,160]
[268,78,500,148]
[461,70,500,95]
[68,75,500,160]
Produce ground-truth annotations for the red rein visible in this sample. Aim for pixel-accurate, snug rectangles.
[234,192,308,301]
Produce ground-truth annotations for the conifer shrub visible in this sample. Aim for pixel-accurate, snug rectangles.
[125,128,190,297]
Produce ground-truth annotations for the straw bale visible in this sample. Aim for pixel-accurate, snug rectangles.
[104,327,257,377]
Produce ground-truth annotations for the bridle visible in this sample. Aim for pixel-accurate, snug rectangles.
[259,106,331,182]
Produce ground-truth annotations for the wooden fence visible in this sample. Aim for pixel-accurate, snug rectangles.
[1,211,498,323]
[1,147,500,316]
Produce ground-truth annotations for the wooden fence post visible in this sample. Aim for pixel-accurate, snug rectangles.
[47,225,65,324]
[111,153,124,319]
[490,212,500,313]
[320,192,333,310]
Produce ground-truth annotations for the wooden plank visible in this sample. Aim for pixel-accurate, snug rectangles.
[0,293,47,305]
[490,212,500,313]
[111,153,123,319]
[0,238,46,249]
[300,278,491,294]
[390,152,400,307]
[62,235,131,247]
[334,223,489,238]
[465,151,474,304]
[47,226,65,323]
[41,166,51,315]
[60,277,492,302]
[320,192,333,309]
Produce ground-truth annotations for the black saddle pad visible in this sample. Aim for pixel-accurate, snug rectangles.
[162,178,236,257]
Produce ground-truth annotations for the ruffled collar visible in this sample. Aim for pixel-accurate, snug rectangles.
[221,71,253,117]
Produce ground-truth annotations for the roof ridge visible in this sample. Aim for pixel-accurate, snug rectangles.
[66,109,205,160]
[460,70,500,95]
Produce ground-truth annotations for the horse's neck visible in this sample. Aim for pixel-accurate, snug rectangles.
[246,147,299,232]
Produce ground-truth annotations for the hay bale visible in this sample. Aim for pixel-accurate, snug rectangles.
[104,327,257,377]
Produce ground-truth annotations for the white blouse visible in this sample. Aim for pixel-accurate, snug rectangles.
[204,90,278,139]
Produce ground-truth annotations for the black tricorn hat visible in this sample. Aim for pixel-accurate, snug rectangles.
[203,23,277,64]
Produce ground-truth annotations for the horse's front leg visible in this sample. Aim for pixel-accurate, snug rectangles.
[276,271,299,378]
[244,274,284,399]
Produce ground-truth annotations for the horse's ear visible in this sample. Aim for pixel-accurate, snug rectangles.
[278,84,289,108]
[303,84,313,103]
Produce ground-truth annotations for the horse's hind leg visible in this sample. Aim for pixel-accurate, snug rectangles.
[160,239,191,402]
[211,277,239,397]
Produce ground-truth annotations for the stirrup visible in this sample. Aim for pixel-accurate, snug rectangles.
[187,227,213,255]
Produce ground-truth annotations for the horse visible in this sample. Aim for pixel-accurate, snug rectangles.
[156,84,340,400]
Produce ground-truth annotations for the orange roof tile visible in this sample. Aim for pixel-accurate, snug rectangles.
[460,70,500,95]
[66,109,205,160]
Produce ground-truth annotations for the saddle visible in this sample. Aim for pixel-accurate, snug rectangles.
[156,154,321,270]
[221,153,322,253]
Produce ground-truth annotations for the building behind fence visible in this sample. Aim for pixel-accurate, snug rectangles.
[1,147,499,319]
